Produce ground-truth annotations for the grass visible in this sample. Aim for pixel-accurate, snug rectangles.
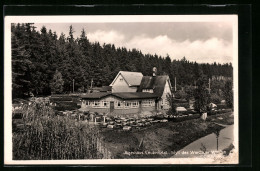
[100,112,234,158]
[12,102,101,160]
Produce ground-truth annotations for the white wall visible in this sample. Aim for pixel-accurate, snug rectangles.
[81,95,155,112]
[111,74,137,93]
[159,80,172,109]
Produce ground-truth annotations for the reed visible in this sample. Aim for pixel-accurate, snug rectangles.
[13,102,101,160]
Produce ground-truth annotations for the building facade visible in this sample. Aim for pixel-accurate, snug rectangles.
[79,70,173,115]
[109,71,143,93]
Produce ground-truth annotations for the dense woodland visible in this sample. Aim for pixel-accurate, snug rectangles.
[11,23,233,98]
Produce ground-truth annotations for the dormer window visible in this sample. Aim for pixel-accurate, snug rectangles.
[142,89,153,93]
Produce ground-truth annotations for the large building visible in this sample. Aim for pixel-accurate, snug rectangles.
[79,69,173,115]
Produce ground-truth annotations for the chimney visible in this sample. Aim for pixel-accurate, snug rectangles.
[152,67,157,77]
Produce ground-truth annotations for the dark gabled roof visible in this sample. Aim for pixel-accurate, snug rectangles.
[80,92,111,100]
[89,86,112,92]
[100,86,112,92]
[80,92,158,100]
[90,87,102,91]
[137,75,170,97]
[112,92,158,100]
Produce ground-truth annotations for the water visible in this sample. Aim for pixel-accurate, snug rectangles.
[173,125,234,158]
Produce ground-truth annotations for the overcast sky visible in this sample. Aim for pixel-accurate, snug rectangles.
[34,22,233,64]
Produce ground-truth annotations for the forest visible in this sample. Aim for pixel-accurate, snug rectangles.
[11,23,233,98]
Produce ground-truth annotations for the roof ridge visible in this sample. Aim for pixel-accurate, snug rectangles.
[120,71,142,73]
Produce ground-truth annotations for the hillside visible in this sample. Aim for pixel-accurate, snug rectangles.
[11,23,233,98]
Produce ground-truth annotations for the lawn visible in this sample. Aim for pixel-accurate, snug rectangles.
[100,112,234,159]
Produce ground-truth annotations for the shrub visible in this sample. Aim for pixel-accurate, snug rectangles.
[178,110,197,115]
[173,99,188,103]
[210,93,222,104]
[175,103,190,109]
[54,101,80,111]
[13,102,100,160]
[217,104,227,109]
[208,109,232,115]
[50,97,73,102]
[174,90,187,99]
[173,114,200,122]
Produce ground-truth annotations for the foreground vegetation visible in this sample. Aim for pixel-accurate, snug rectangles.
[100,112,234,159]
[13,102,101,160]
[12,97,233,160]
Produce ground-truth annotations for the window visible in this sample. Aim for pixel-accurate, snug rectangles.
[115,101,124,109]
[93,101,100,108]
[124,102,130,109]
[102,101,109,108]
[120,78,123,81]
[142,89,153,93]
[132,101,139,108]
[161,99,168,105]
[85,101,92,106]
[142,100,155,107]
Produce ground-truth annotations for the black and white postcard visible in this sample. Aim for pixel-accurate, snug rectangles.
[4,15,238,165]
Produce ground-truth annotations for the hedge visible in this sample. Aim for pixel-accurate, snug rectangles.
[177,110,197,115]
[173,99,188,103]
[56,101,77,105]
[208,109,232,115]
[175,103,190,109]
[216,104,227,109]
[50,97,73,102]
[172,114,201,122]
[53,102,80,111]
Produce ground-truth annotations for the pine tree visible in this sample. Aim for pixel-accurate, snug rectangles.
[223,80,233,108]
[11,23,234,98]
[50,70,64,94]
[166,93,177,115]
[194,74,211,115]
[11,23,33,98]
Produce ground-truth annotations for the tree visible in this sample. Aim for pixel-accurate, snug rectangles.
[11,23,234,98]
[184,85,195,101]
[166,93,177,115]
[223,80,233,108]
[11,24,33,98]
[50,70,64,94]
[194,75,211,115]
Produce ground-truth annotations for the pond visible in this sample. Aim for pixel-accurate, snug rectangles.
[173,125,234,158]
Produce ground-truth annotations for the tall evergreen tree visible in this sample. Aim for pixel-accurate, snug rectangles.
[50,70,64,94]
[11,23,234,97]
[223,80,233,108]
[11,27,32,98]
[194,73,211,115]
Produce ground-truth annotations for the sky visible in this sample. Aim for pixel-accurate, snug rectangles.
[34,22,233,64]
